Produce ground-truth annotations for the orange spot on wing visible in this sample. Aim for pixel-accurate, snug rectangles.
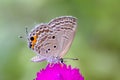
[31,35,37,49]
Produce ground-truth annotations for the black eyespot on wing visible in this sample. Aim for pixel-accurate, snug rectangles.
[30,37,34,41]
[54,46,56,48]
[52,36,55,39]
[46,48,51,53]
[46,50,48,53]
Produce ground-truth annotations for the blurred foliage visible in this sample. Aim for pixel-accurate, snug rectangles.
[0,0,120,80]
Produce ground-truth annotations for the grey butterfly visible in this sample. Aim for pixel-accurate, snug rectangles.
[27,16,77,63]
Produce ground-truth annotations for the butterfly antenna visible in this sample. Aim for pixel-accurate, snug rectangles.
[19,27,28,40]
[25,27,28,36]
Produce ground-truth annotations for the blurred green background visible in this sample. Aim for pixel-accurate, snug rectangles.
[0,0,120,80]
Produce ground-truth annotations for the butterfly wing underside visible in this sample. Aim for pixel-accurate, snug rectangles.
[29,23,61,62]
[28,16,77,63]
[48,16,77,58]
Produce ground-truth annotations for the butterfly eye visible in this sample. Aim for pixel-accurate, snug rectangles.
[52,36,55,39]
[30,37,34,41]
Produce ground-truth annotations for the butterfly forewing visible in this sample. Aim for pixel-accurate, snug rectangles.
[48,16,77,58]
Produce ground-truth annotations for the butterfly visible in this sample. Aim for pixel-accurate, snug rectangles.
[27,16,77,63]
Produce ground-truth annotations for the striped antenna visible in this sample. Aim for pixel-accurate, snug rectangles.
[25,27,28,36]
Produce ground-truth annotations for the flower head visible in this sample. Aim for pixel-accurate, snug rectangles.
[35,63,84,80]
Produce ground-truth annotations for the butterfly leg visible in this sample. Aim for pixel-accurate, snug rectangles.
[59,58,64,63]
[31,55,46,62]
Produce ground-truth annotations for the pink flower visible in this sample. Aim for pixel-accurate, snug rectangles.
[35,63,84,80]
